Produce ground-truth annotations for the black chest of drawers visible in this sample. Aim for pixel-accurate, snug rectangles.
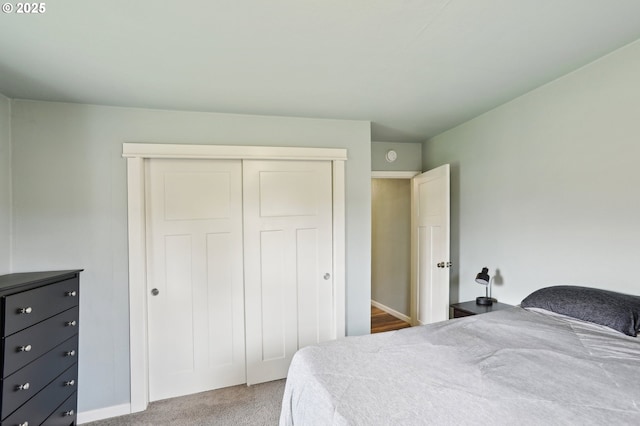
[0,270,82,426]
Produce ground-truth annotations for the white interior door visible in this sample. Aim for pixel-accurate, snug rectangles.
[411,164,450,325]
[146,159,246,401]
[243,160,334,385]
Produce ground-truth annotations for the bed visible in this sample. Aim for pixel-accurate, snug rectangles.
[280,286,640,425]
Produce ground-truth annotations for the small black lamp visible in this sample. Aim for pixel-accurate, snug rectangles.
[475,267,493,305]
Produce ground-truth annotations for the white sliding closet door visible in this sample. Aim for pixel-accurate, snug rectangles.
[146,159,246,401]
[243,160,334,384]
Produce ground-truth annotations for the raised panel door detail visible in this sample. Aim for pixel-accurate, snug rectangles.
[163,172,231,220]
[258,171,317,217]
[259,230,287,362]
[418,178,443,218]
[417,225,442,325]
[206,232,236,367]
[163,234,194,373]
[297,228,333,347]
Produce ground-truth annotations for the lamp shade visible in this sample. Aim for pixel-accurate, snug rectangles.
[475,267,490,285]
[475,267,493,305]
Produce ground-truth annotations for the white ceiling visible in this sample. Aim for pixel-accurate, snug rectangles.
[2,1,640,142]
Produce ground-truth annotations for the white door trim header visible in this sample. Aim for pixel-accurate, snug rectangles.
[371,171,420,179]
[123,143,348,161]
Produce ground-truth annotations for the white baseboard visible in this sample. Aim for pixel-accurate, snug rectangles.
[371,300,411,323]
[78,403,131,424]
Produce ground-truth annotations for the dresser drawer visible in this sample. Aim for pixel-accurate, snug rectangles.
[2,306,79,377]
[1,335,78,419]
[1,365,77,426]
[3,277,79,336]
[42,391,77,426]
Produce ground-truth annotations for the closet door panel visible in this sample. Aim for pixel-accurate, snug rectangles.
[244,160,334,385]
[163,234,195,372]
[206,232,237,365]
[258,230,292,361]
[296,228,332,347]
[146,159,246,402]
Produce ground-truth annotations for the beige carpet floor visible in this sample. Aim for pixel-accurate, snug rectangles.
[84,379,286,426]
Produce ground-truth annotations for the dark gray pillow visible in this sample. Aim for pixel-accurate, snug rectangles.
[521,286,640,337]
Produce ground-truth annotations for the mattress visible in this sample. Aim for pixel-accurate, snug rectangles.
[280,307,640,425]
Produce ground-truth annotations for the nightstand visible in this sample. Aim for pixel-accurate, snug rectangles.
[450,301,513,319]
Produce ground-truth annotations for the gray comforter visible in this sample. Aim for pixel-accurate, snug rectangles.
[280,307,640,425]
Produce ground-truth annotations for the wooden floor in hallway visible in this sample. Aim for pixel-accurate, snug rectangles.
[371,305,411,333]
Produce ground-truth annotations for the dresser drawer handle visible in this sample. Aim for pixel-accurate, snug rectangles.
[66,320,77,327]
[16,382,30,391]
[65,350,76,357]
[18,344,32,352]
[65,290,77,297]
[65,379,75,387]
[18,307,33,314]
[18,422,28,426]
[64,409,75,417]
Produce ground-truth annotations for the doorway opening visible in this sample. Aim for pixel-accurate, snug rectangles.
[370,171,418,333]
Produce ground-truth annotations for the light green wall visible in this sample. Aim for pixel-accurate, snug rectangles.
[10,100,371,412]
[0,94,10,274]
[423,38,640,306]
[371,178,411,315]
[371,141,421,171]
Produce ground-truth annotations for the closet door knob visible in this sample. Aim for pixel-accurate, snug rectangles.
[151,288,159,296]
[323,273,331,280]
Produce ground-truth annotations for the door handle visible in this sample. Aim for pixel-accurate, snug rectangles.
[151,288,159,296]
